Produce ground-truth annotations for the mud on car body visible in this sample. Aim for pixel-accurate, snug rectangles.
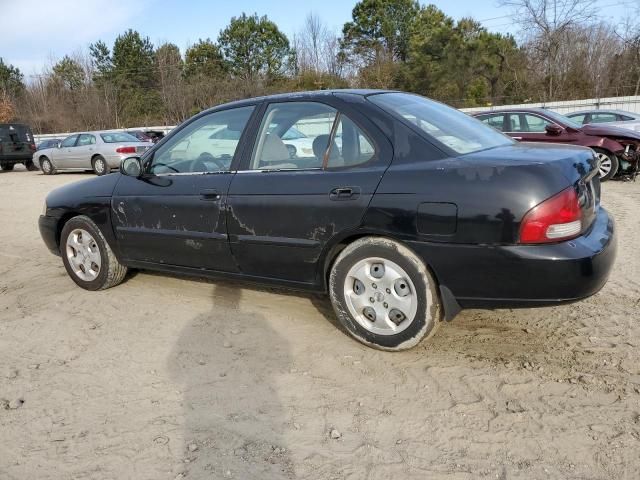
[39,90,616,350]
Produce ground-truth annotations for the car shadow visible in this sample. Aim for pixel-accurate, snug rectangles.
[167,283,296,479]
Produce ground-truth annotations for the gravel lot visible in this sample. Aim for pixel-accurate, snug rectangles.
[1,167,639,480]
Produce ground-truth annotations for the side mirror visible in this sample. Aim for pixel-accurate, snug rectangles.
[120,156,143,177]
[545,124,563,136]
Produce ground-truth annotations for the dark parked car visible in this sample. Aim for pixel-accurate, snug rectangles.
[38,91,616,350]
[126,129,165,143]
[0,123,37,171]
[36,138,62,151]
[473,108,640,180]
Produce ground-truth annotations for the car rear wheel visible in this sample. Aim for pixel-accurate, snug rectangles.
[40,157,55,175]
[0,163,14,171]
[92,155,108,176]
[593,148,618,181]
[329,237,441,350]
[60,216,128,291]
[24,160,39,171]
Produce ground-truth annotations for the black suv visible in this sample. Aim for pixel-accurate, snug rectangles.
[0,123,37,171]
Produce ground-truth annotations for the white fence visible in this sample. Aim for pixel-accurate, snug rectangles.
[461,95,640,114]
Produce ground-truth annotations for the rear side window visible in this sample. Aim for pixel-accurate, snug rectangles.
[250,102,337,170]
[101,132,140,143]
[326,115,376,169]
[370,93,513,155]
[590,113,617,124]
[478,114,506,131]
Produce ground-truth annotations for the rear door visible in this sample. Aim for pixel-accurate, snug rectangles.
[226,97,393,285]
[74,134,97,168]
[111,104,257,271]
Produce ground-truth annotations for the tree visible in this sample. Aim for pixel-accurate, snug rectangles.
[184,39,226,78]
[341,0,420,64]
[89,40,113,81]
[155,43,188,123]
[499,0,598,99]
[0,92,16,122]
[0,58,24,98]
[218,13,293,82]
[52,56,85,90]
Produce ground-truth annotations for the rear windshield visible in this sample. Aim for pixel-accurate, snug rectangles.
[0,124,33,143]
[100,132,140,143]
[368,93,513,155]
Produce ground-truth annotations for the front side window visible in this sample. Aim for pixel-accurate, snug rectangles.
[522,114,551,133]
[77,134,96,146]
[370,93,513,155]
[567,113,586,124]
[149,106,254,174]
[61,135,78,148]
[250,102,337,170]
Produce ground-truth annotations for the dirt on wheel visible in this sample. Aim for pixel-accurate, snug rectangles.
[1,167,639,479]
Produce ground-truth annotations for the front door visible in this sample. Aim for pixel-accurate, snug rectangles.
[56,134,79,168]
[111,105,257,271]
[226,99,392,285]
[507,113,579,144]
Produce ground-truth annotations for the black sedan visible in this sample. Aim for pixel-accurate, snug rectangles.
[38,90,616,350]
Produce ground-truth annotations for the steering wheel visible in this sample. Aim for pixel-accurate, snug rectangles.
[191,152,229,172]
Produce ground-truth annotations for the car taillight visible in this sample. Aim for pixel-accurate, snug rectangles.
[30,143,36,151]
[519,187,582,244]
[116,146,136,154]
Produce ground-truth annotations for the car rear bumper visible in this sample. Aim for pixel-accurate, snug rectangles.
[39,214,60,255]
[409,206,616,309]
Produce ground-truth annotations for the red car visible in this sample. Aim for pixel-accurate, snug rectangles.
[473,108,640,180]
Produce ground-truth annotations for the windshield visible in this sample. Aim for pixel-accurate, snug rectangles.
[542,110,583,129]
[100,132,140,143]
[368,93,514,155]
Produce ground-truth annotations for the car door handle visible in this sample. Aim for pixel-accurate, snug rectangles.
[512,136,523,140]
[200,189,221,201]
[329,186,360,200]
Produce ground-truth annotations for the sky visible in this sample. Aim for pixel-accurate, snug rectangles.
[0,0,636,78]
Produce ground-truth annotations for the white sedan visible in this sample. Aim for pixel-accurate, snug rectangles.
[34,131,153,175]
[565,109,640,132]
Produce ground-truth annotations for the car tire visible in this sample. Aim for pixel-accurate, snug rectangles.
[593,148,618,181]
[92,155,108,176]
[60,215,128,291]
[329,237,441,351]
[0,163,14,171]
[24,160,39,171]
[40,157,56,175]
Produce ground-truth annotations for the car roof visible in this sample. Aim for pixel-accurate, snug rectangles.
[473,107,550,115]
[203,89,395,111]
[566,109,639,117]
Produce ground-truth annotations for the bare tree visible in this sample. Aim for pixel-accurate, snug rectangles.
[500,0,598,99]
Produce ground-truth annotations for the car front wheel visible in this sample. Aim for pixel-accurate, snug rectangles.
[60,216,128,291]
[40,157,56,175]
[329,237,441,350]
[593,148,618,181]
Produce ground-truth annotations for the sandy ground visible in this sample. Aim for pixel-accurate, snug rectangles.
[0,167,639,480]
